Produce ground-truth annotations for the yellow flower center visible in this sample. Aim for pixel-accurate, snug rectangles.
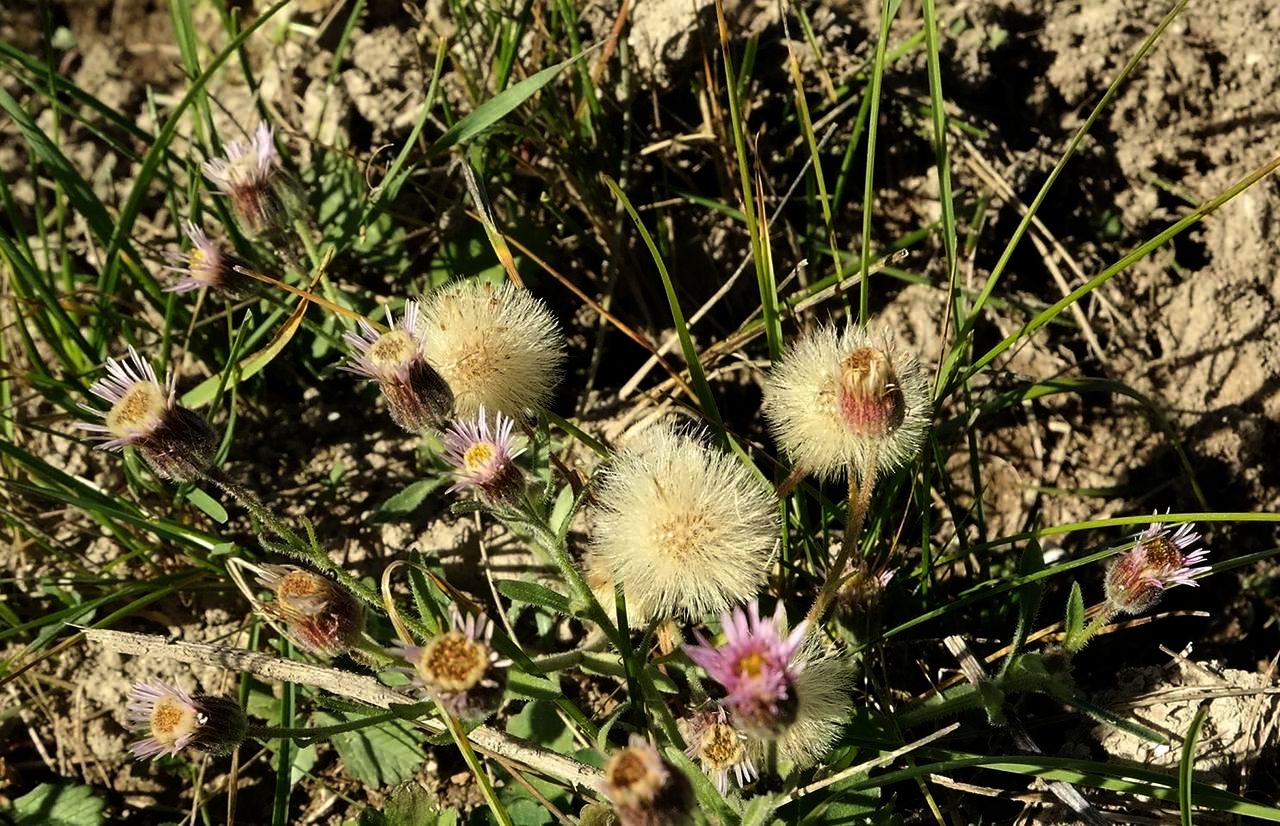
[105,381,166,439]
[368,330,415,373]
[463,442,495,471]
[1142,536,1182,575]
[737,652,765,678]
[150,695,199,746]
[699,722,744,769]
[419,632,488,693]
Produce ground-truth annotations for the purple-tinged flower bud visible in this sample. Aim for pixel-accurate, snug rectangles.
[394,609,509,722]
[684,601,808,737]
[1104,518,1209,615]
[201,122,282,233]
[343,300,453,433]
[79,347,217,482]
[126,682,246,759]
[163,221,248,297]
[679,706,756,795]
[441,407,526,506]
[601,735,694,826]
[256,565,364,657]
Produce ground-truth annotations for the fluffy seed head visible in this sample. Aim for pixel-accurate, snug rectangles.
[685,601,808,736]
[585,424,778,621]
[417,280,565,419]
[344,301,454,432]
[80,348,216,482]
[201,122,281,232]
[442,407,526,505]
[1105,518,1209,615]
[127,682,246,760]
[751,639,855,768]
[256,565,364,657]
[680,707,757,795]
[397,609,509,721]
[601,736,694,826]
[763,324,930,480]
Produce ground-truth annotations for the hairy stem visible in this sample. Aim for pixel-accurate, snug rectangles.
[807,450,879,627]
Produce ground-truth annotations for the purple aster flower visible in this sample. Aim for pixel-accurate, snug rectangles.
[684,601,808,736]
[393,608,509,722]
[127,682,246,760]
[163,221,245,295]
[1104,517,1210,615]
[79,347,216,482]
[201,122,281,232]
[680,706,757,795]
[441,407,525,505]
[343,300,453,433]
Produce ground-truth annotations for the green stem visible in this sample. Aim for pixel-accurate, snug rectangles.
[807,462,878,627]
[440,704,514,826]
[246,702,432,743]
[1064,607,1115,655]
[897,671,1056,730]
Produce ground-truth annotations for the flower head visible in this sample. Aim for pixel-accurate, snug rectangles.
[585,424,778,621]
[164,221,245,295]
[202,122,281,232]
[680,706,757,795]
[441,407,526,505]
[80,348,217,482]
[685,601,808,736]
[126,682,246,760]
[763,324,930,480]
[1104,518,1209,615]
[417,280,565,419]
[395,608,509,721]
[256,565,364,657]
[752,640,854,768]
[601,735,694,826]
[344,301,454,433]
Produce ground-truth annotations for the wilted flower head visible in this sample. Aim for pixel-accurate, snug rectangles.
[256,565,364,657]
[441,407,526,505]
[763,324,930,480]
[751,639,854,768]
[417,280,565,419]
[685,601,808,736]
[80,347,217,482]
[680,706,757,795]
[601,735,694,826]
[585,424,778,621]
[1104,518,1209,615]
[396,608,509,722]
[344,301,453,433]
[201,122,281,232]
[127,682,246,759]
[164,221,244,295]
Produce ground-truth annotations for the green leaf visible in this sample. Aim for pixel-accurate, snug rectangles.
[12,783,105,826]
[315,711,426,788]
[357,781,456,826]
[1064,581,1085,648]
[740,791,782,826]
[497,579,570,614]
[424,48,592,158]
[185,486,228,523]
[1179,703,1211,826]
[506,669,562,701]
[377,478,447,518]
[505,700,573,752]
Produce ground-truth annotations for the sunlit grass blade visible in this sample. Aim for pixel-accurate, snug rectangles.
[857,0,898,324]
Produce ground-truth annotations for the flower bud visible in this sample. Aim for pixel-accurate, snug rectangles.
[344,300,454,433]
[601,736,694,826]
[127,682,247,759]
[80,347,217,482]
[256,565,365,657]
[201,122,283,233]
[164,221,249,297]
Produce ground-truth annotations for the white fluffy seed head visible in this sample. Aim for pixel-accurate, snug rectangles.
[751,638,854,768]
[763,324,930,481]
[417,279,566,419]
[585,424,778,621]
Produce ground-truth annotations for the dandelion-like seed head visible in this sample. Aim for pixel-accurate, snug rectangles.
[601,736,694,826]
[127,682,246,760]
[586,424,778,621]
[442,407,526,506]
[417,280,565,419]
[685,601,807,736]
[397,609,508,721]
[256,565,364,657]
[1104,518,1209,615]
[763,324,930,480]
[80,348,216,482]
[344,301,454,433]
[680,707,757,795]
[201,122,281,232]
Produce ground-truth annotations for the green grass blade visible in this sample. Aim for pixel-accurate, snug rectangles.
[857,0,898,323]
[1179,703,1210,825]
[921,0,960,353]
